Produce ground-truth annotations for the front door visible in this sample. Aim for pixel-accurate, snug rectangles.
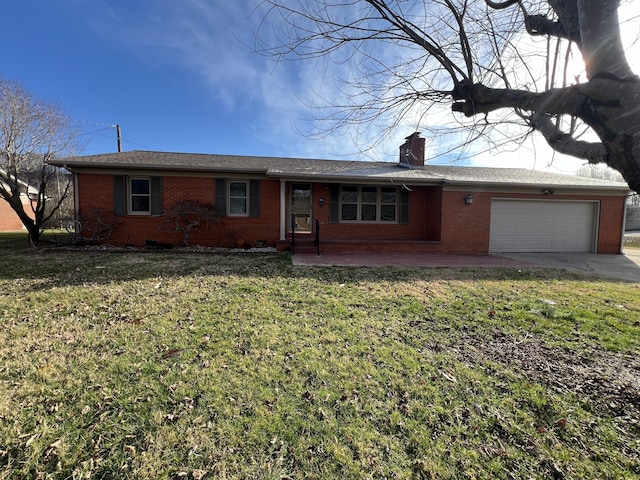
[290,183,312,233]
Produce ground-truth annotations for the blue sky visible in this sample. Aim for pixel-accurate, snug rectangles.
[4,1,313,158]
[2,1,637,174]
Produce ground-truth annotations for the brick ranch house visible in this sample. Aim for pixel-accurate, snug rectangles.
[50,134,630,254]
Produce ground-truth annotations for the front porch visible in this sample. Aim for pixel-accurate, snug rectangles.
[277,237,443,254]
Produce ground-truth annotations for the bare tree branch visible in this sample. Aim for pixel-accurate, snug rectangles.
[531,113,606,162]
[451,80,591,117]
[257,0,640,191]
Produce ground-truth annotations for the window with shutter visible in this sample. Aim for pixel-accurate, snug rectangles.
[225,179,260,217]
[113,175,163,216]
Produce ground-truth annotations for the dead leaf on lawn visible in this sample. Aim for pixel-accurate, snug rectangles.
[441,371,458,383]
[192,470,208,480]
[49,439,63,449]
[25,433,40,447]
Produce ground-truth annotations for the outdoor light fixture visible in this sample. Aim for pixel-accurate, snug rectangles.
[319,197,325,206]
[465,193,474,205]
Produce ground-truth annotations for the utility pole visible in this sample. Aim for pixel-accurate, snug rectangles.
[116,124,122,152]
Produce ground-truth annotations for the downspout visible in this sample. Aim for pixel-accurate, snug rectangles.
[279,179,286,240]
[621,194,629,254]
[73,172,80,236]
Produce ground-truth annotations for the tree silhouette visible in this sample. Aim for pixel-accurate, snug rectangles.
[0,79,81,244]
[258,0,639,190]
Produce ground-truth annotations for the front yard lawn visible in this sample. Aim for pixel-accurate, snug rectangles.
[1,245,639,479]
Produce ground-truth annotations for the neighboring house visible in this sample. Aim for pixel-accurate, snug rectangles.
[0,174,37,232]
[50,133,630,254]
[0,199,28,231]
[625,206,640,231]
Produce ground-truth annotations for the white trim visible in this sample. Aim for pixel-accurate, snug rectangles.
[128,177,151,215]
[227,180,249,217]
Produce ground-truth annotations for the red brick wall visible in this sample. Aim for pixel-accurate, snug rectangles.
[279,184,445,253]
[77,173,281,247]
[439,191,626,254]
[596,195,626,253]
[209,179,281,248]
[75,172,626,253]
[0,195,31,231]
[309,185,432,241]
[440,191,491,253]
[424,187,443,241]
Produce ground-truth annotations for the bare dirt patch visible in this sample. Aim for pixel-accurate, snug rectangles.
[452,330,640,432]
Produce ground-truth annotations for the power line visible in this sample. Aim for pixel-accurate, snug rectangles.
[73,119,118,129]
[75,120,153,152]
[76,127,113,137]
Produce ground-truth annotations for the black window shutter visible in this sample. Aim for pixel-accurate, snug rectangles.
[215,178,227,217]
[249,180,260,218]
[329,184,340,223]
[400,189,409,224]
[150,176,163,215]
[114,175,126,216]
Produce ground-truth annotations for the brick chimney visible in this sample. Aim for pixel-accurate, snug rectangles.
[399,132,425,167]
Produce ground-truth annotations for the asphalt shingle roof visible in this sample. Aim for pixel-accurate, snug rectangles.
[50,150,630,191]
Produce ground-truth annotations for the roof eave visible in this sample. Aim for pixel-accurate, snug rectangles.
[270,171,447,185]
[445,180,630,193]
[51,161,269,175]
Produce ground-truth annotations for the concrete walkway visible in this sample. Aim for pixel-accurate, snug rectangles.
[292,250,640,282]
[500,251,640,283]
[291,252,538,268]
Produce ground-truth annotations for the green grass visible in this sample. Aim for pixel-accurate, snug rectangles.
[1,238,639,479]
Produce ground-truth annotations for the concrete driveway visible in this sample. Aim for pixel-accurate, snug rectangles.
[499,250,640,282]
[292,250,640,282]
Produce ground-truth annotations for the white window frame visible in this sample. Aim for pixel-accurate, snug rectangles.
[128,177,151,215]
[340,185,398,223]
[228,180,249,216]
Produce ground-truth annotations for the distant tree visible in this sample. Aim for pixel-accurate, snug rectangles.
[161,200,223,247]
[258,0,640,190]
[0,79,81,244]
[576,164,624,182]
[43,170,75,229]
[576,164,639,206]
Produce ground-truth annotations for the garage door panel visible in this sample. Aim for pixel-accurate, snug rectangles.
[490,200,596,253]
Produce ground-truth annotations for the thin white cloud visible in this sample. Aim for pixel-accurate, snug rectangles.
[78,0,363,158]
[83,1,267,108]
[76,0,639,173]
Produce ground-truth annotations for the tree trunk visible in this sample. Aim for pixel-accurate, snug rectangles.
[578,0,632,79]
[579,78,640,192]
[26,222,41,246]
[6,193,40,244]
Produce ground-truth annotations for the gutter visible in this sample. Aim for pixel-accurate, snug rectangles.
[441,180,630,193]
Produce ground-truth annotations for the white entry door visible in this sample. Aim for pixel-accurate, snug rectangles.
[489,199,598,253]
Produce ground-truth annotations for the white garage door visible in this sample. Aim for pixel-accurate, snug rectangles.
[490,199,598,253]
